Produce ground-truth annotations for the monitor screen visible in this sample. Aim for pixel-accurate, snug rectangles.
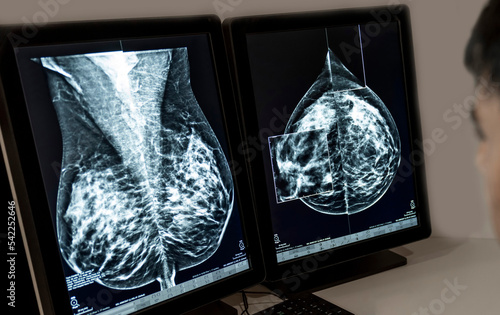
[0,16,263,315]
[224,5,431,290]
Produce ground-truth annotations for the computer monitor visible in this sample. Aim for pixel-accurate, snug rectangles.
[0,16,264,314]
[223,6,431,295]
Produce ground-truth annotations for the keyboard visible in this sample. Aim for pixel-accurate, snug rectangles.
[254,292,354,315]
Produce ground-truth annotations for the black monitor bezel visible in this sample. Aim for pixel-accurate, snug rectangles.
[223,5,431,283]
[0,15,265,314]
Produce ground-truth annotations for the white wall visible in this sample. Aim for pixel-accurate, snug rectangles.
[0,0,492,238]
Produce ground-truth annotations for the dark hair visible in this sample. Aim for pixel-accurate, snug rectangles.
[465,0,500,85]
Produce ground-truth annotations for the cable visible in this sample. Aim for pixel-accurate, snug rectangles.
[243,290,284,299]
[239,290,286,315]
[240,291,251,315]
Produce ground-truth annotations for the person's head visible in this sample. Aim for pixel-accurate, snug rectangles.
[465,0,500,237]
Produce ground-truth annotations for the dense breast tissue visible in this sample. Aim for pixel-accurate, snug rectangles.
[37,48,233,290]
[270,49,401,215]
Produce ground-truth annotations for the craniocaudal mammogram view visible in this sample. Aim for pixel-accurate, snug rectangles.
[34,47,234,290]
[269,37,401,216]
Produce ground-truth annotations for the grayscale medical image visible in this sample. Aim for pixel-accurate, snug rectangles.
[35,47,234,290]
[269,128,334,202]
[269,48,401,215]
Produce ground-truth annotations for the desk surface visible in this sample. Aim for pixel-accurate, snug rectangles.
[223,237,500,314]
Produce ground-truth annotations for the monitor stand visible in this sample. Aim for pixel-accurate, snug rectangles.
[263,250,407,298]
[183,300,238,315]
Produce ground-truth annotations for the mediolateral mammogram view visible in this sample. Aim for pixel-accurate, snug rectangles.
[269,48,401,215]
[36,47,234,290]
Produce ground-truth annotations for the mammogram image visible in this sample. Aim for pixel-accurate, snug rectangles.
[269,128,334,202]
[269,48,401,215]
[35,47,233,290]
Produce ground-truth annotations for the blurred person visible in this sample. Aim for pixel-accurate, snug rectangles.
[465,0,500,237]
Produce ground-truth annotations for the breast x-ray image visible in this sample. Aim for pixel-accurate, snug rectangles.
[269,35,401,216]
[34,47,234,290]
